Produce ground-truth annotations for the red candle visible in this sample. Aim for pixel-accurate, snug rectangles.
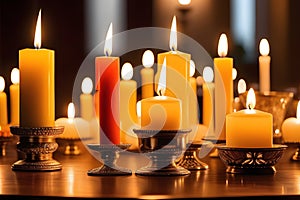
[95,23,120,144]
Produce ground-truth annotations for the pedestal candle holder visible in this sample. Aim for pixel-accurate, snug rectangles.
[217,144,287,174]
[0,136,12,156]
[87,144,132,176]
[176,142,209,170]
[133,129,191,176]
[10,126,64,171]
[56,138,84,156]
[283,143,300,161]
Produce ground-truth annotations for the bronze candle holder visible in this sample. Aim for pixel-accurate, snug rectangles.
[0,136,12,156]
[133,129,191,176]
[10,126,64,171]
[56,138,82,156]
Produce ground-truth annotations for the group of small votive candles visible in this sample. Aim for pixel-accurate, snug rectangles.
[2,10,300,151]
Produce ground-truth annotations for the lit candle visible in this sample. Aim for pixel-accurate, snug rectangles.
[233,79,247,112]
[120,62,138,148]
[55,102,89,139]
[142,58,182,130]
[9,68,19,125]
[95,23,120,144]
[282,101,300,142]
[202,66,215,136]
[259,38,271,93]
[19,10,55,127]
[214,33,233,140]
[0,77,8,126]
[80,77,94,121]
[141,50,154,99]
[156,16,190,129]
[226,88,273,148]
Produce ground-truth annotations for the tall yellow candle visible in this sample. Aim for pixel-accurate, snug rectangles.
[156,16,190,130]
[120,62,138,148]
[0,77,8,126]
[214,33,233,140]
[80,77,94,121]
[19,10,54,127]
[259,38,271,93]
[9,68,19,125]
[141,50,154,99]
[226,88,273,148]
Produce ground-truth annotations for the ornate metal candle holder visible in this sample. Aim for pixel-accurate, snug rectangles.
[56,138,85,156]
[87,144,132,176]
[176,142,209,170]
[10,126,64,171]
[0,136,12,156]
[217,144,287,174]
[283,142,300,161]
[133,129,191,176]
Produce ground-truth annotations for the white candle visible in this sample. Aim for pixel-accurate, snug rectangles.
[259,38,271,93]
[9,68,19,125]
[141,50,154,99]
[80,77,94,121]
[282,101,300,142]
[0,77,8,126]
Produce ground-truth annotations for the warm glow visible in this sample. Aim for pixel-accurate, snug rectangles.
[121,62,133,80]
[34,9,42,49]
[178,0,191,5]
[246,88,256,110]
[169,16,177,51]
[218,33,228,57]
[157,58,167,96]
[232,68,237,80]
[203,66,214,83]
[0,76,5,92]
[259,38,270,56]
[297,101,300,120]
[237,79,246,94]
[11,68,20,85]
[136,100,141,118]
[104,23,113,56]
[190,60,196,77]
[68,102,75,119]
[142,50,154,68]
[81,77,93,94]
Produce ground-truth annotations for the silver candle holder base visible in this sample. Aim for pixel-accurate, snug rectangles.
[10,126,64,171]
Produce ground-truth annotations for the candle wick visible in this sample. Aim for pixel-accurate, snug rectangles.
[171,47,176,51]
[105,51,109,57]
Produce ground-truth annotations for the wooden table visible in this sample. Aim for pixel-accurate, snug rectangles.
[1,137,300,199]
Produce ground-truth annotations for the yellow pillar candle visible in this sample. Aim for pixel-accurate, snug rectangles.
[9,68,19,125]
[80,77,94,121]
[282,101,300,142]
[141,50,154,99]
[226,88,273,148]
[142,58,182,130]
[120,62,138,149]
[259,38,271,93]
[19,10,54,127]
[0,77,8,126]
[214,33,233,140]
[156,16,190,130]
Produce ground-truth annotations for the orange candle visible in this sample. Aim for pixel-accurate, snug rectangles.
[214,33,233,140]
[259,38,271,93]
[0,77,8,126]
[95,23,120,144]
[19,10,55,127]
[9,68,19,125]
[282,101,300,142]
[141,50,154,99]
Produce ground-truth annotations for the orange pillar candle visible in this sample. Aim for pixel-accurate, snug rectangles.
[282,101,300,142]
[156,16,190,130]
[226,88,273,148]
[80,77,94,121]
[19,10,54,127]
[95,23,120,144]
[259,38,271,93]
[9,68,19,125]
[214,33,233,140]
[141,50,154,99]
[0,77,8,126]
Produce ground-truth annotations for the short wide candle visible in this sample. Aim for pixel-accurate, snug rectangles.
[226,88,273,148]
[282,101,300,142]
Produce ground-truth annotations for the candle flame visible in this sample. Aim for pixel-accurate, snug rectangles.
[11,68,20,85]
[157,58,167,96]
[136,100,141,118]
[34,9,42,49]
[104,23,113,56]
[68,102,75,119]
[121,62,133,80]
[81,77,93,94]
[203,66,214,83]
[237,79,246,94]
[142,50,154,68]
[0,76,5,92]
[297,101,300,120]
[178,0,191,5]
[259,38,270,56]
[232,68,237,80]
[217,33,228,57]
[246,88,256,110]
[189,60,196,77]
[169,16,177,51]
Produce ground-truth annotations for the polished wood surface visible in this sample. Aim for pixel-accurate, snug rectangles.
[1,137,300,199]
